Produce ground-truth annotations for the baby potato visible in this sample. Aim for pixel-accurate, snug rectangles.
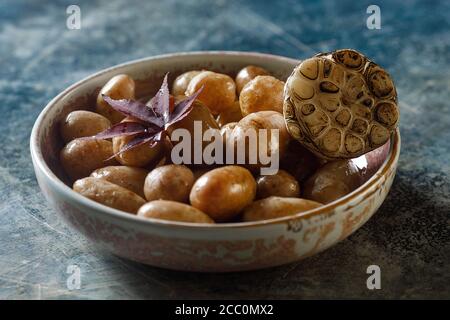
[228,111,290,171]
[96,74,135,124]
[256,169,300,199]
[172,70,202,96]
[112,117,164,167]
[90,166,148,198]
[220,122,237,142]
[216,101,243,127]
[138,200,214,224]
[60,139,117,181]
[280,141,320,182]
[73,177,145,214]
[303,143,390,204]
[185,71,236,115]
[242,197,322,222]
[144,165,194,203]
[60,110,111,143]
[190,166,256,222]
[235,65,269,94]
[167,100,219,164]
[239,75,284,116]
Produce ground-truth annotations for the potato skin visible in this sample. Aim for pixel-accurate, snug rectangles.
[185,71,236,115]
[172,70,201,96]
[60,139,117,181]
[189,166,256,222]
[90,166,148,198]
[242,197,322,222]
[235,65,269,94]
[216,101,243,127]
[144,165,194,203]
[167,100,219,164]
[96,74,135,124]
[60,110,111,143]
[112,117,164,167]
[280,141,320,182]
[228,111,290,171]
[303,142,390,204]
[256,169,300,199]
[137,200,214,224]
[73,177,145,214]
[239,75,284,116]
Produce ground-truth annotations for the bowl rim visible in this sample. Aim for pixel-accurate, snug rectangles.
[30,50,401,229]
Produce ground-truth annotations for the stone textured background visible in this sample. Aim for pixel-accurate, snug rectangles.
[0,0,448,299]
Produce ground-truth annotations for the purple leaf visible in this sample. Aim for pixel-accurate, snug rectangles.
[168,85,204,127]
[149,73,170,123]
[103,96,165,127]
[81,122,147,140]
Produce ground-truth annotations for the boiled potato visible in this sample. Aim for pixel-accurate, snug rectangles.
[96,74,135,124]
[185,71,236,115]
[138,200,214,224]
[90,166,148,198]
[167,100,219,165]
[172,70,202,96]
[73,177,145,214]
[112,117,164,167]
[239,75,284,116]
[60,110,111,143]
[60,139,117,181]
[189,166,256,222]
[256,169,300,199]
[303,143,390,204]
[216,101,243,127]
[242,197,322,222]
[235,65,269,94]
[280,141,320,182]
[144,164,194,203]
[228,111,290,172]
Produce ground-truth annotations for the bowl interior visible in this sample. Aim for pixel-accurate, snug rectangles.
[31,51,398,227]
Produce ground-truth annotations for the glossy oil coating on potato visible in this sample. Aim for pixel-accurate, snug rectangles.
[303,142,390,204]
[60,110,111,143]
[242,196,322,222]
[185,71,236,115]
[216,101,243,127]
[60,139,117,181]
[73,177,145,214]
[144,164,194,203]
[138,200,214,224]
[303,160,363,204]
[90,166,148,198]
[190,166,256,222]
[172,70,202,96]
[96,74,135,124]
[235,65,270,94]
[239,75,284,116]
[256,169,300,199]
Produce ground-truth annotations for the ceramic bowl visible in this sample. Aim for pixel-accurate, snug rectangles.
[30,51,400,272]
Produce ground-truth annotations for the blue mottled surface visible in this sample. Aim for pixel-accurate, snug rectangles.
[0,0,449,299]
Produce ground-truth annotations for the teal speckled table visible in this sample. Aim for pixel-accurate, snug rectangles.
[0,0,449,299]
